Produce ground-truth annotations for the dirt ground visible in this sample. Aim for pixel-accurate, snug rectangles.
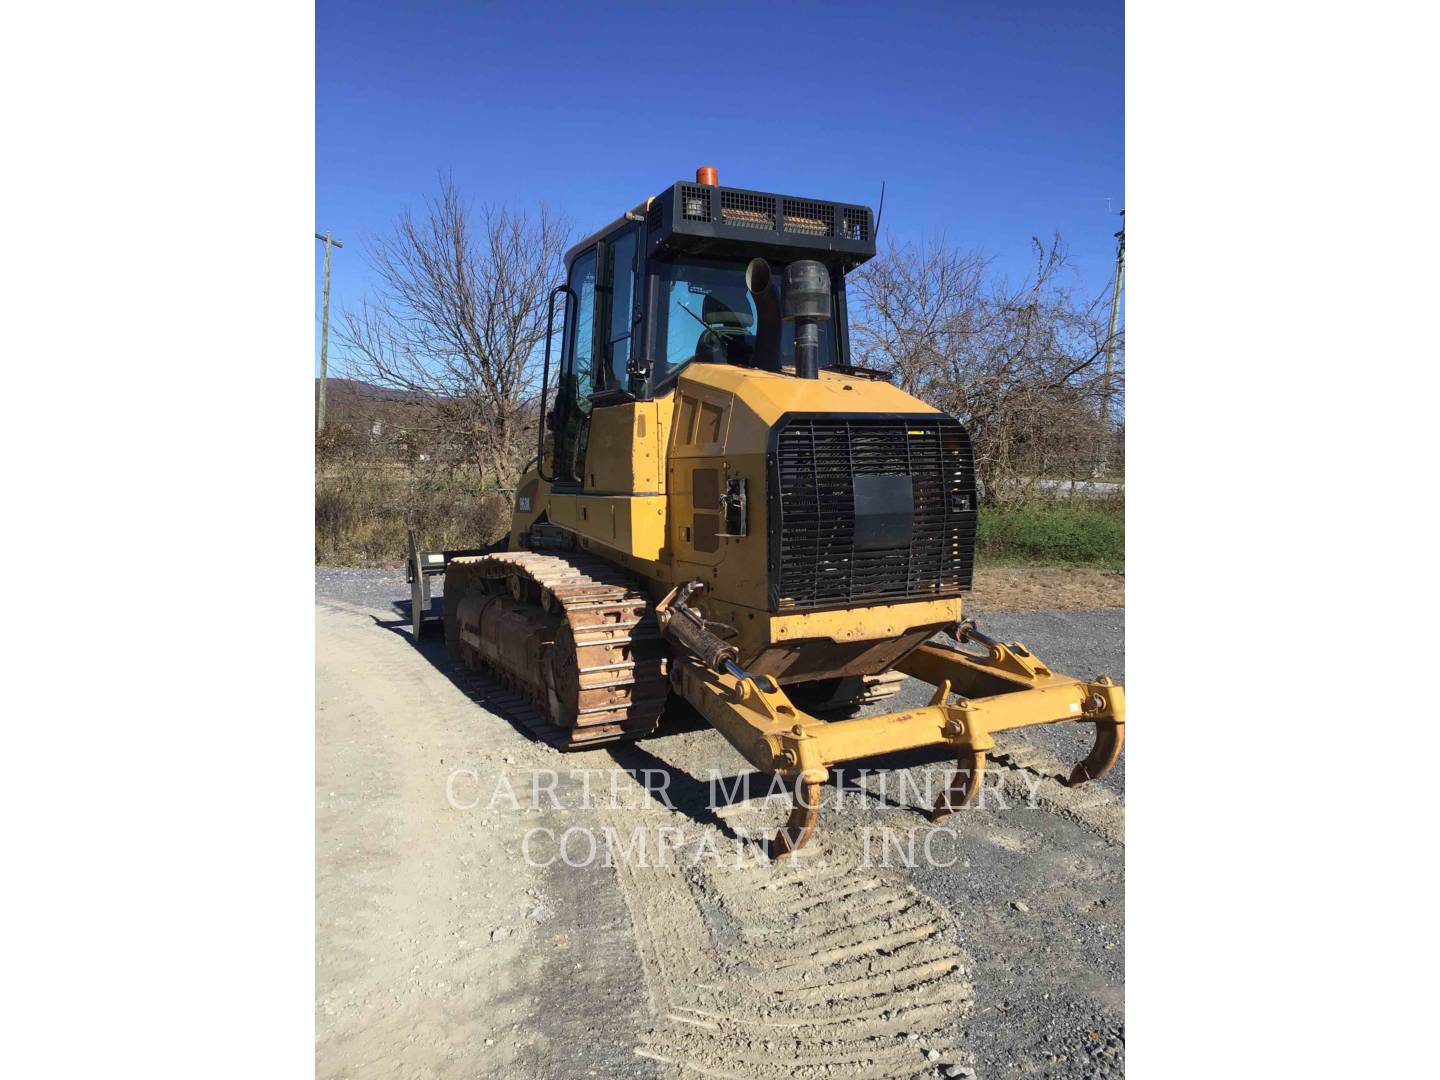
[967,567,1124,612]
[316,586,1125,1079]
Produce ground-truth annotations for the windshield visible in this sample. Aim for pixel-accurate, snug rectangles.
[651,255,838,388]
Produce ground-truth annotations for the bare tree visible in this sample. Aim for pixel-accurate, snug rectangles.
[849,233,1123,502]
[847,233,990,400]
[337,176,570,487]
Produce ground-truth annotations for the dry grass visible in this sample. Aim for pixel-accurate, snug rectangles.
[316,464,1126,610]
[968,566,1125,611]
[316,462,512,566]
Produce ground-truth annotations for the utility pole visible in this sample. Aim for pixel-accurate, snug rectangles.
[1098,210,1124,469]
[315,231,344,433]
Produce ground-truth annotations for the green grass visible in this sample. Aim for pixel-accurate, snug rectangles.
[977,502,1125,571]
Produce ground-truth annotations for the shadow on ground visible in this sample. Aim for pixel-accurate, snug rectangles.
[365,595,1085,839]
[369,597,777,838]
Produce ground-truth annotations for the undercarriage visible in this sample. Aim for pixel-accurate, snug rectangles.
[439,548,1123,859]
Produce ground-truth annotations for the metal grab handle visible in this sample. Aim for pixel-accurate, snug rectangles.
[537,284,576,484]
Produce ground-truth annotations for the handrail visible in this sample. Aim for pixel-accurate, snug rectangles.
[537,284,577,484]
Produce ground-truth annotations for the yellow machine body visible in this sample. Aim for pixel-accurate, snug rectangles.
[513,364,962,683]
[436,171,1127,856]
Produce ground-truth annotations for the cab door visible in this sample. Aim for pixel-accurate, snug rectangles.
[552,246,597,484]
[581,224,659,494]
[596,225,638,399]
[545,226,666,564]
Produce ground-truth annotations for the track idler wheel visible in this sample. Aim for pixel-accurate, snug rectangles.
[1066,718,1125,786]
[932,748,986,821]
[768,779,822,861]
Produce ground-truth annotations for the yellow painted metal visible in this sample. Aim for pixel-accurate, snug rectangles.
[675,635,1124,785]
[765,599,962,645]
[662,365,943,617]
[508,366,973,674]
[679,363,939,437]
[673,595,962,675]
[510,362,944,611]
[584,399,668,494]
[547,491,668,562]
[506,468,552,550]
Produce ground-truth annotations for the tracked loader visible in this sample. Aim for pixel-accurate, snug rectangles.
[422,167,1124,857]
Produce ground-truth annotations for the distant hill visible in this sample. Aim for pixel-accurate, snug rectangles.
[316,378,436,405]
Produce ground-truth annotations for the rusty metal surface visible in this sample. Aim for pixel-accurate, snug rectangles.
[767,779,822,860]
[747,626,939,684]
[443,551,669,749]
[932,748,986,821]
[786,669,908,714]
[1067,711,1125,787]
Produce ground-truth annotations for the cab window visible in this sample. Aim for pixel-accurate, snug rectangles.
[601,227,637,392]
[554,247,596,483]
[650,255,836,389]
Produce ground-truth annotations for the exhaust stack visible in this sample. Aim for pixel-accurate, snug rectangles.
[745,258,783,373]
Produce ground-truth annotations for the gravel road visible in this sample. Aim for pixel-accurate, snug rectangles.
[314,567,1125,797]
[316,567,1125,1078]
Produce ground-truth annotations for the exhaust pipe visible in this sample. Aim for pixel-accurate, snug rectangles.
[784,260,831,380]
[745,258,783,373]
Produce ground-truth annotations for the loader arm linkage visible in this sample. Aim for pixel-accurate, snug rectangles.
[668,617,1124,860]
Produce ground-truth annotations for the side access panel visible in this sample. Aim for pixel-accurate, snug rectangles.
[667,386,735,572]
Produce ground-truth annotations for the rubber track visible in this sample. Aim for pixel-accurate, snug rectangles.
[445,551,669,750]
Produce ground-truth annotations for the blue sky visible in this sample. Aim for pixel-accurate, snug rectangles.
[316,0,1123,370]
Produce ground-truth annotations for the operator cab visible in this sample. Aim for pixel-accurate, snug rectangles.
[649,254,838,388]
[544,167,877,486]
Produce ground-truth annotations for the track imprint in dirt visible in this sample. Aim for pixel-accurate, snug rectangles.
[604,794,977,1080]
[989,738,1125,845]
[317,595,1125,1078]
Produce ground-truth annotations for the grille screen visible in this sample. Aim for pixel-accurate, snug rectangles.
[657,183,874,259]
[783,198,834,237]
[770,416,976,610]
[680,184,712,222]
[842,207,871,242]
[721,189,777,230]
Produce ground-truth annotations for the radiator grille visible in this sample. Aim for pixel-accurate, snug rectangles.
[769,415,976,610]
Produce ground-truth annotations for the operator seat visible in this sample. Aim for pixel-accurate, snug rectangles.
[695,287,755,365]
